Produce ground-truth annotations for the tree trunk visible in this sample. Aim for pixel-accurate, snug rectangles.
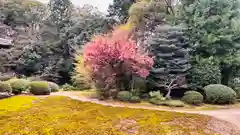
[165,88,172,100]
[221,65,232,86]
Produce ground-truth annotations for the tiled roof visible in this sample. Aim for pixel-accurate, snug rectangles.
[0,37,12,46]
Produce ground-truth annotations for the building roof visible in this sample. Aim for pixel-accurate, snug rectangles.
[0,37,12,46]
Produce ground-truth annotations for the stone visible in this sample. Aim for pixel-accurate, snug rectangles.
[0,38,12,46]
[0,92,12,99]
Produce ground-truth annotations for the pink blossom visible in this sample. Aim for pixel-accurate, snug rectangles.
[83,30,154,88]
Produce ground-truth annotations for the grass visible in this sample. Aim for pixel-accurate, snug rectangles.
[0,96,221,135]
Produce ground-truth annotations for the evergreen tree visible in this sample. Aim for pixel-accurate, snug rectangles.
[0,0,45,74]
[18,3,113,84]
[48,0,72,30]
[17,0,73,83]
[108,0,136,23]
[147,25,190,93]
[180,0,240,85]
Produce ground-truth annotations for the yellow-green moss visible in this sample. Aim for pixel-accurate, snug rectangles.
[0,96,217,135]
[0,96,38,115]
[76,89,99,98]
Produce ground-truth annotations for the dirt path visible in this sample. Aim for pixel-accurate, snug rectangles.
[51,92,240,129]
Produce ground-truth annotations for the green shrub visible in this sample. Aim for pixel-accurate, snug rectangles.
[117,91,132,102]
[132,76,147,93]
[204,84,237,104]
[6,79,30,94]
[234,87,240,99]
[161,100,185,107]
[0,82,12,93]
[230,77,240,99]
[182,91,204,105]
[61,84,78,91]
[48,82,60,92]
[149,91,165,100]
[188,58,221,89]
[149,98,163,105]
[72,74,92,90]
[149,91,166,105]
[73,55,93,90]
[229,77,240,88]
[30,81,50,95]
[149,99,185,107]
[131,88,141,97]
[129,96,141,103]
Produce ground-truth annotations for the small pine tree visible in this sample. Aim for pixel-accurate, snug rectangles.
[147,25,190,90]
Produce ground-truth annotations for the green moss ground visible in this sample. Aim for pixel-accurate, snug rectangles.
[0,96,219,135]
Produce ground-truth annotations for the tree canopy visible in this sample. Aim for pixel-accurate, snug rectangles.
[0,0,239,95]
[180,0,240,85]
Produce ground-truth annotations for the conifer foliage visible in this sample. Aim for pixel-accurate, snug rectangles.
[180,0,240,85]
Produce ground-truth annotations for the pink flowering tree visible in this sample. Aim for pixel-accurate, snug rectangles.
[83,30,153,98]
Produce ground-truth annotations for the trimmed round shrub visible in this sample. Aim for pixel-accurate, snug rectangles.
[204,84,237,104]
[48,82,60,92]
[30,81,51,95]
[182,91,204,105]
[130,96,141,103]
[117,91,132,102]
[6,79,30,94]
[0,81,12,93]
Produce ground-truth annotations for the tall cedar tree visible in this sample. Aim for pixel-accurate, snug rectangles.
[180,0,240,85]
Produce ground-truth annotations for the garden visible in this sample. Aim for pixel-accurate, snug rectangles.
[0,0,240,134]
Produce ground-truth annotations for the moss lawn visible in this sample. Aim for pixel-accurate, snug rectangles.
[0,96,228,135]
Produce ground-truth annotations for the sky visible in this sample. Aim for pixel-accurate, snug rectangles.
[37,0,113,12]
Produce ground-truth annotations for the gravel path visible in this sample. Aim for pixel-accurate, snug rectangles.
[51,92,240,130]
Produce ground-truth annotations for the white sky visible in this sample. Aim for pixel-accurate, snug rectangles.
[37,0,113,12]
